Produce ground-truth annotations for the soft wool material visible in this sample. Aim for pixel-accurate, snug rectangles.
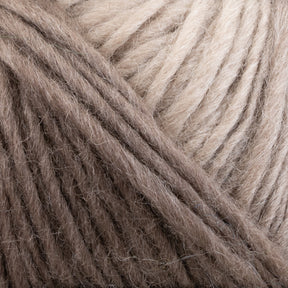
[59,0,288,250]
[0,0,288,287]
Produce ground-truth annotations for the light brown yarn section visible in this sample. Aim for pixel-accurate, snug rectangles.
[61,0,288,249]
[0,0,288,287]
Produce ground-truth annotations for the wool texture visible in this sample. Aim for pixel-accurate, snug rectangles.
[0,0,288,287]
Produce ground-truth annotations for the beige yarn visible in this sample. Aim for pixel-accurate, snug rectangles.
[59,0,288,251]
[1,0,288,286]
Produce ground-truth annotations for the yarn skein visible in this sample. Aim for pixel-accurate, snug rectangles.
[0,0,288,287]
[61,0,288,251]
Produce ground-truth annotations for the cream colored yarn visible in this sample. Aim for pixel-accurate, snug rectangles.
[59,0,288,251]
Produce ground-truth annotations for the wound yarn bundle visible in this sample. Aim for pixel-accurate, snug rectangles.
[61,0,288,249]
[0,0,288,287]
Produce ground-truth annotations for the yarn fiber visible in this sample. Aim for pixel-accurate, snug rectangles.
[61,0,288,248]
[0,0,288,287]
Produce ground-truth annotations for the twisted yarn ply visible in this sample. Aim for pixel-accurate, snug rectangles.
[0,0,288,287]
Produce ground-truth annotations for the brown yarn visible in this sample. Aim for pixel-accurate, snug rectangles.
[61,0,288,248]
[0,0,288,287]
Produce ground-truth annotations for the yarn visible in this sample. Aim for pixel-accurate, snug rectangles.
[0,0,288,287]
[61,0,288,248]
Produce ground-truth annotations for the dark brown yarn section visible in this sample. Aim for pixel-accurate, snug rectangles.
[0,0,287,287]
